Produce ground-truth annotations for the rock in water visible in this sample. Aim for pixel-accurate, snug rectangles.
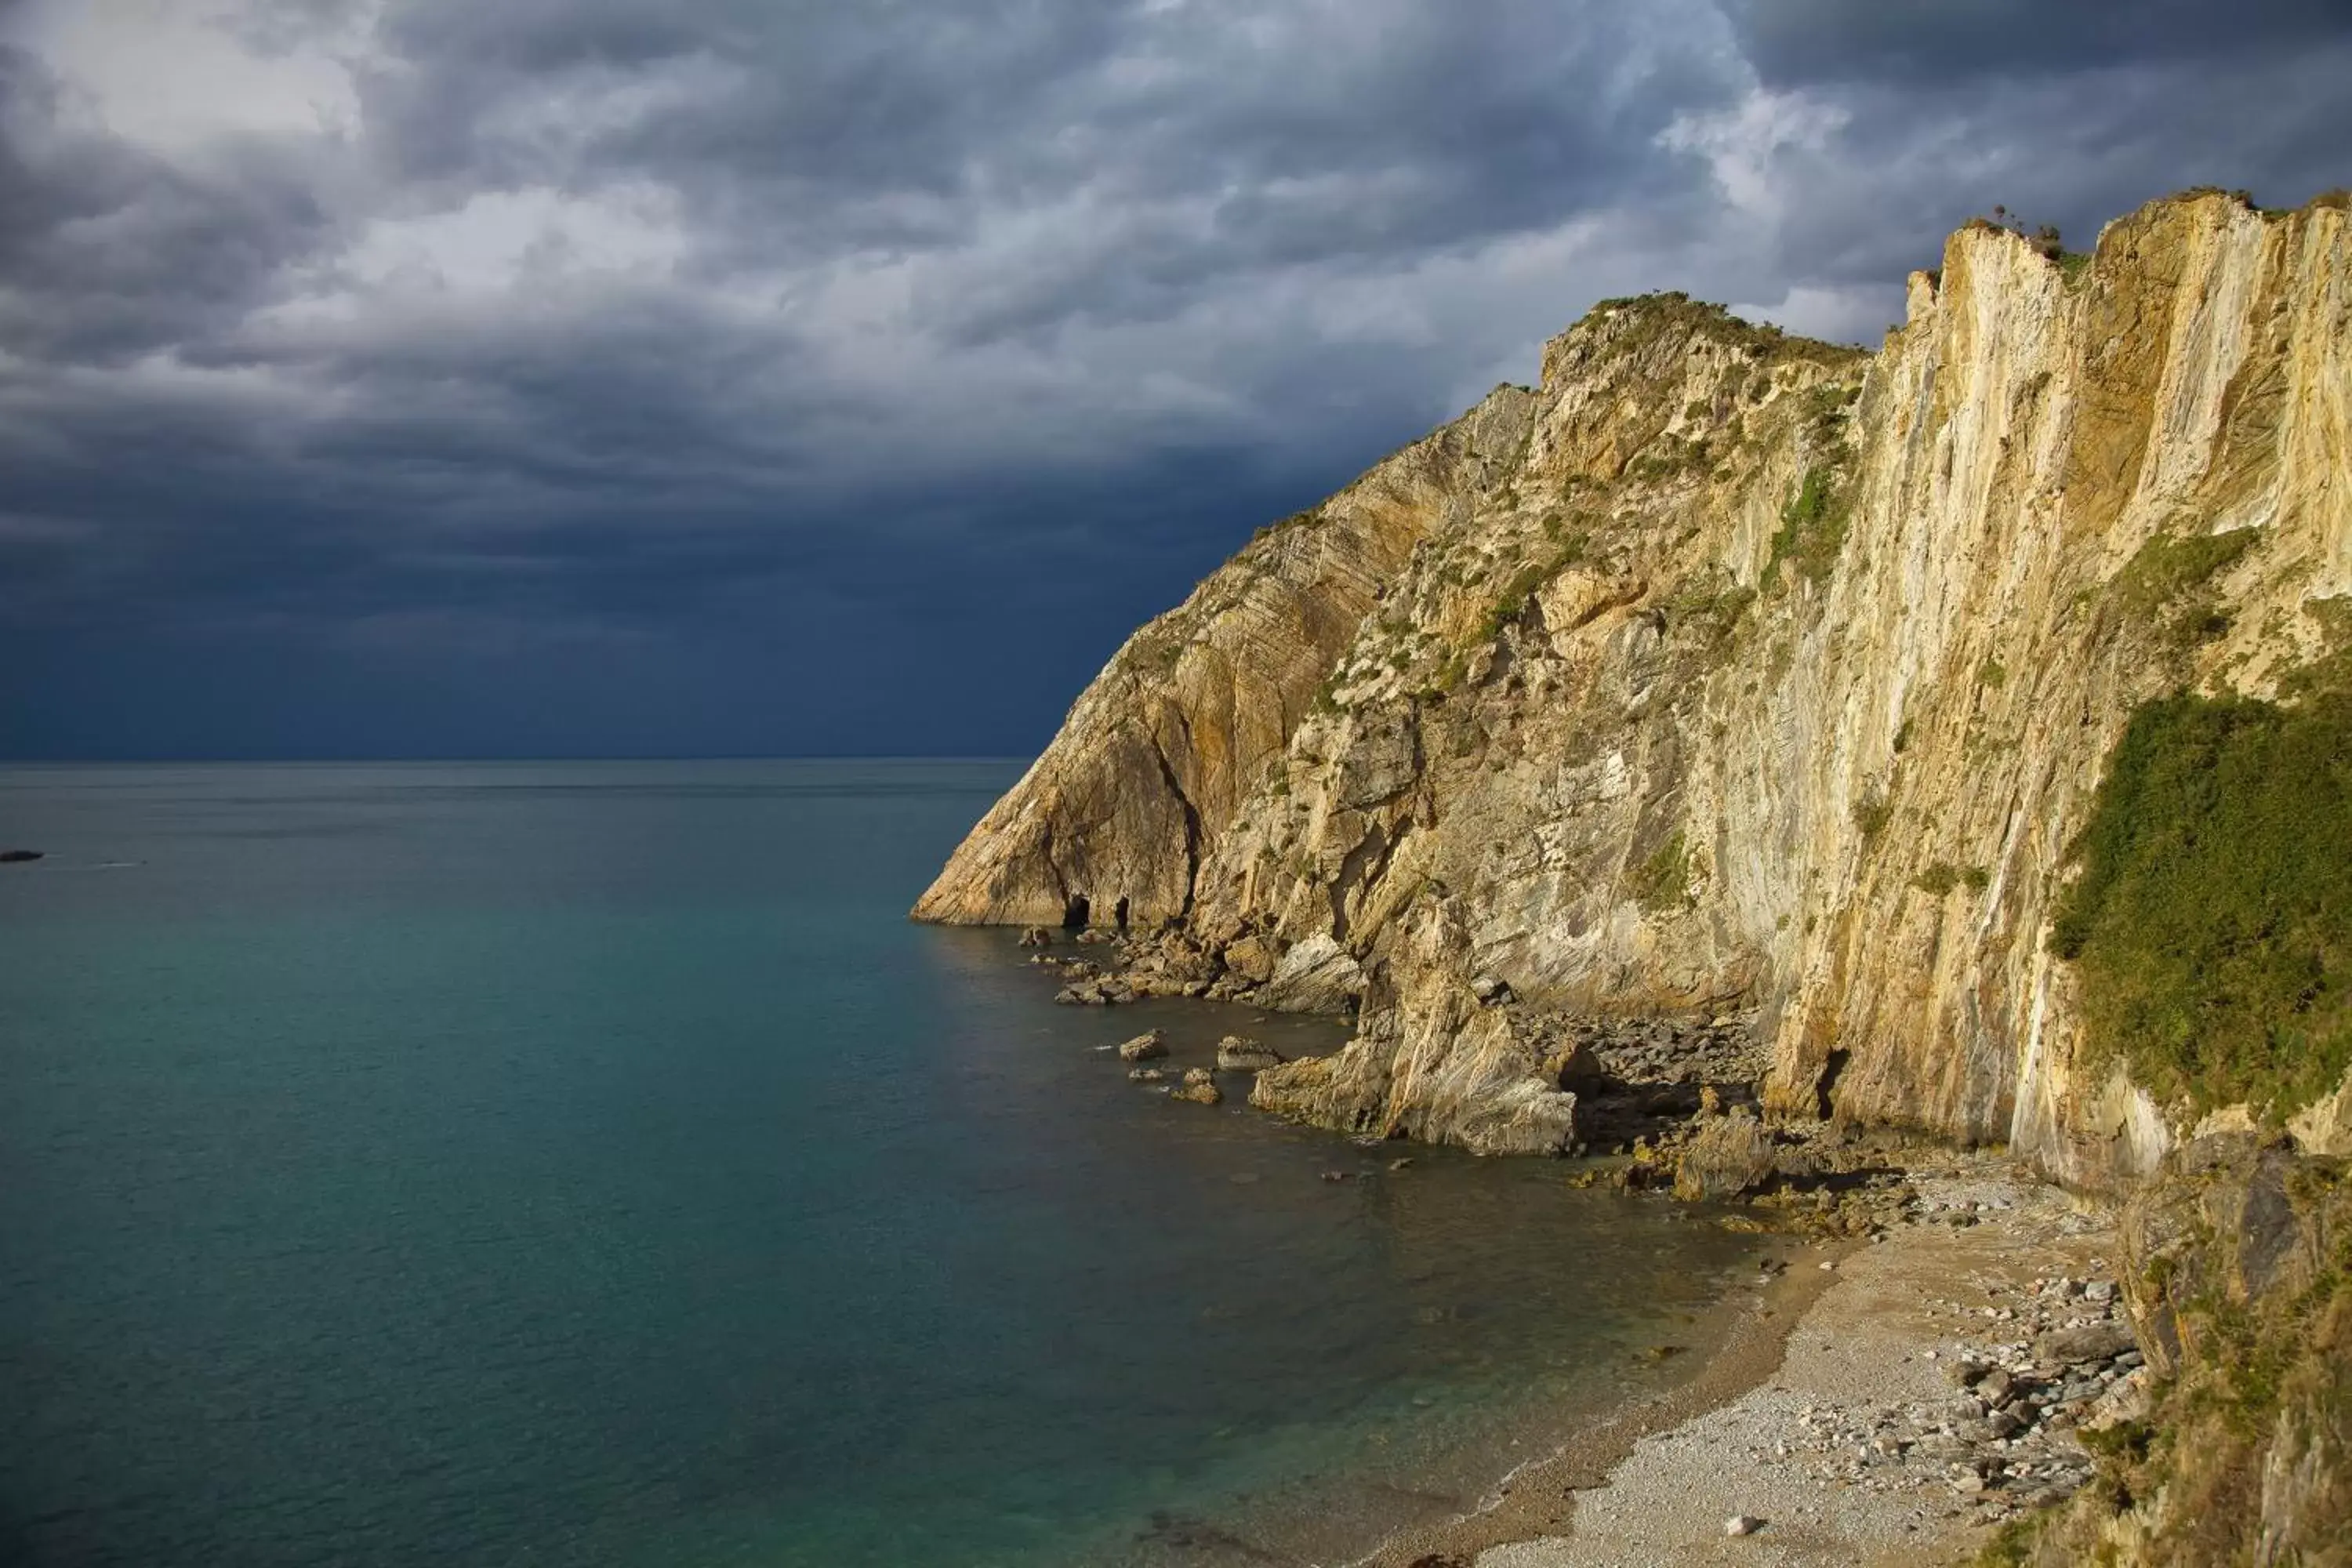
[1170,1076,1223,1106]
[1214,1036,1285,1072]
[1116,1030,1168,1062]
[1673,1111,1775,1201]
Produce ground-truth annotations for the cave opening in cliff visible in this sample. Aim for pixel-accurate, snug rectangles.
[1062,895,1090,930]
[1113,896,1130,931]
[1816,1048,1852,1120]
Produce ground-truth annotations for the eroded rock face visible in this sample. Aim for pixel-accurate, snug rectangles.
[2011,1138,2352,1565]
[911,384,1541,931]
[1249,898,1581,1156]
[918,192,2352,1175]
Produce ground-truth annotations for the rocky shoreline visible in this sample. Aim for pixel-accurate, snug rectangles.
[1358,1156,2138,1568]
[1021,927,2151,1566]
[1033,924,1775,1156]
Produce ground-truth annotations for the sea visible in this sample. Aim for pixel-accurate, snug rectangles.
[0,760,1764,1567]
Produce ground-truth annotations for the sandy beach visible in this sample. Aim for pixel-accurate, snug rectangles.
[1355,1155,2134,1568]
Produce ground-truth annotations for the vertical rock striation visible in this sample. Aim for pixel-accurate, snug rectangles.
[916,191,2352,1175]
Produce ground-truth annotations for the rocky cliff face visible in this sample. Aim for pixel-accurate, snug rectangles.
[2005,1135,2352,1566]
[917,191,2352,1181]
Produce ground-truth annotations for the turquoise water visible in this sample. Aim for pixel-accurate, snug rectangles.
[0,761,1757,1567]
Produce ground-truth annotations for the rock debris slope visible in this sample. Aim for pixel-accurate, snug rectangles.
[916,191,2352,1181]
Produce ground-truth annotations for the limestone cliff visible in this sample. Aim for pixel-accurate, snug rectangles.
[917,190,2352,1178]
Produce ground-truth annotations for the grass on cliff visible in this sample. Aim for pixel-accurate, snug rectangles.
[2050,688,2352,1116]
[1628,829,1693,914]
[2111,528,2256,629]
[1767,464,1851,586]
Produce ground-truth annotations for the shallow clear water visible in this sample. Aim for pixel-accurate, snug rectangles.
[0,761,1758,1567]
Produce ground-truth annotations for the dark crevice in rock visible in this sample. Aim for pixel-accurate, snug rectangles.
[1149,739,1203,925]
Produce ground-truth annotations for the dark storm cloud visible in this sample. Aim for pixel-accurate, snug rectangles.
[1727,0,2352,85]
[1,0,2347,758]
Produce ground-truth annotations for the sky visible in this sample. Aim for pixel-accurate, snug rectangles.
[3,1,2348,760]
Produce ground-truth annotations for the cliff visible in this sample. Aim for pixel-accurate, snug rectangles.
[917,190,2352,1184]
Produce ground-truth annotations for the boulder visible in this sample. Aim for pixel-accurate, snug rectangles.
[1672,1110,1776,1201]
[1117,1029,1168,1062]
[1221,935,1280,983]
[1216,1036,1286,1072]
[2034,1322,2136,1368]
[1471,973,1515,1007]
[1543,1040,1611,1093]
[1171,1076,1224,1106]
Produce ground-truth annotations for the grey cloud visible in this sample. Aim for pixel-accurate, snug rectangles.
[1726,0,2352,85]
[0,47,343,367]
[2,0,2347,758]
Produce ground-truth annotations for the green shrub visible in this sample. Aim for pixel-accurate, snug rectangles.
[1973,1513,2051,1568]
[1801,382,1861,443]
[1473,541,1592,645]
[1853,790,1893,839]
[2111,528,2257,628]
[2049,690,2352,1116]
[1767,465,1852,585]
[1915,863,1991,897]
[1630,829,1692,914]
